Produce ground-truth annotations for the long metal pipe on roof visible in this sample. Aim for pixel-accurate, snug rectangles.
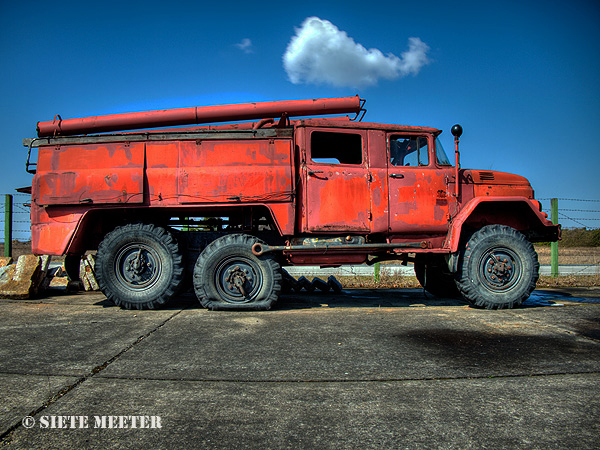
[37,96,363,137]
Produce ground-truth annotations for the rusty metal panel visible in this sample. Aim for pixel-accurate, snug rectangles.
[267,204,295,236]
[473,183,534,198]
[30,205,84,255]
[302,128,371,233]
[367,130,389,234]
[470,170,534,199]
[26,129,284,148]
[305,169,370,232]
[386,133,452,235]
[446,197,559,252]
[31,223,77,255]
[177,139,293,204]
[145,141,181,205]
[34,143,144,205]
[388,168,452,234]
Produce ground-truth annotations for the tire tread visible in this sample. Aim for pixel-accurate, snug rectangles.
[456,225,539,309]
[96,223,184,310]
[193,234,281,311]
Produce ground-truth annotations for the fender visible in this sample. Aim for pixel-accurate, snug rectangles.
[446,196,558,253]
[30,204,84,255]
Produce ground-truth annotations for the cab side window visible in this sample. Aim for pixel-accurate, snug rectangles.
[390,136,429,166]
[311,131,362,164]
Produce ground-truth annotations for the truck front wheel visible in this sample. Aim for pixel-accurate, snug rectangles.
[193,234,282,310]
[96,223,185,309]
[456,225,539,309]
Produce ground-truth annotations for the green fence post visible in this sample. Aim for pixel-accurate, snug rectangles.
[550,198,558,278]
[4,194,12,258]
[374,261,380,283]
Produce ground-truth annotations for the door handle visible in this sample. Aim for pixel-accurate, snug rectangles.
[308,170,324,176]
[390,173,404,179]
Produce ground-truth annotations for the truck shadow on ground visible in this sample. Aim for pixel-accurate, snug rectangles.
[275,289,566,310]
[275,289,470,310]
[392,327,600,371]
[92,288,566,311]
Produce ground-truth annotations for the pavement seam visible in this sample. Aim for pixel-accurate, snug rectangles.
[2,370,594,384]
[94,370,600,383]
[0,309,184,446]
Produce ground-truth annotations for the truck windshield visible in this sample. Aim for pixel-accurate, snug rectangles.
[435,138,452,166]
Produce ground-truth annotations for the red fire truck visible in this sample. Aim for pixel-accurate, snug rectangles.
[24,96,559,310]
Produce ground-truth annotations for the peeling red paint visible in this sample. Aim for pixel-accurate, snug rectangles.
[388,167,452,234]
[177,139,293,204]
[306,168,370,232]
[34,142,144,206]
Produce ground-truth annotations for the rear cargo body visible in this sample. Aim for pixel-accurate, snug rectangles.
[31,129,296,255]
[24,96,559,311]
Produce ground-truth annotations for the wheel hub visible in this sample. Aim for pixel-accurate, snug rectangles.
[116,244,160,289]
[487,254,512,283]
[480,248,520,291]
[214,257,262,303]
[225,265,253,297]
[126,249,153,278]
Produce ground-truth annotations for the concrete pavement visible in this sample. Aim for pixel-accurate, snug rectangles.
[0,288,598,449]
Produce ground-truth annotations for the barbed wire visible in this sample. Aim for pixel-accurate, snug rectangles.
[560,208,600,213]
[538,198,600,202]
[560,218,600,221]
[0,207,29,212]
[537,198,600,229]
[558,213,592,228]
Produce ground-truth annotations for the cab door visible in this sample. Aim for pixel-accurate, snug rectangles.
[387,134,451,234]
[302,128,371,232]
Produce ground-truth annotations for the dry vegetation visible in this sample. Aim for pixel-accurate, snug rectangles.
[534,245,600,265]
[534,245,600,287]
[339,275,600,289]
[536,275,599,288]
[337,273,422,289]
[0,240,33,260]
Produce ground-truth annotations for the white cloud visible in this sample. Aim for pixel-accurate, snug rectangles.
[283,17,430,88]
[235,38,253,54]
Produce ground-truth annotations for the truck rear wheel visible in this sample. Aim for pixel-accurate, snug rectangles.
[414,255,460,298]
[193,234,282,310]
[456,225,539,309]
[96,223,185,309]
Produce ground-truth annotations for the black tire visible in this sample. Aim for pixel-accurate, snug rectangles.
[414,255,460,298]
[96,223,185,309]
[193,234,282,311]
[64,254,82,281]
[456,225,539,309]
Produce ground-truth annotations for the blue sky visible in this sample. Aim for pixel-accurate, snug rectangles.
[1,0,599,231]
